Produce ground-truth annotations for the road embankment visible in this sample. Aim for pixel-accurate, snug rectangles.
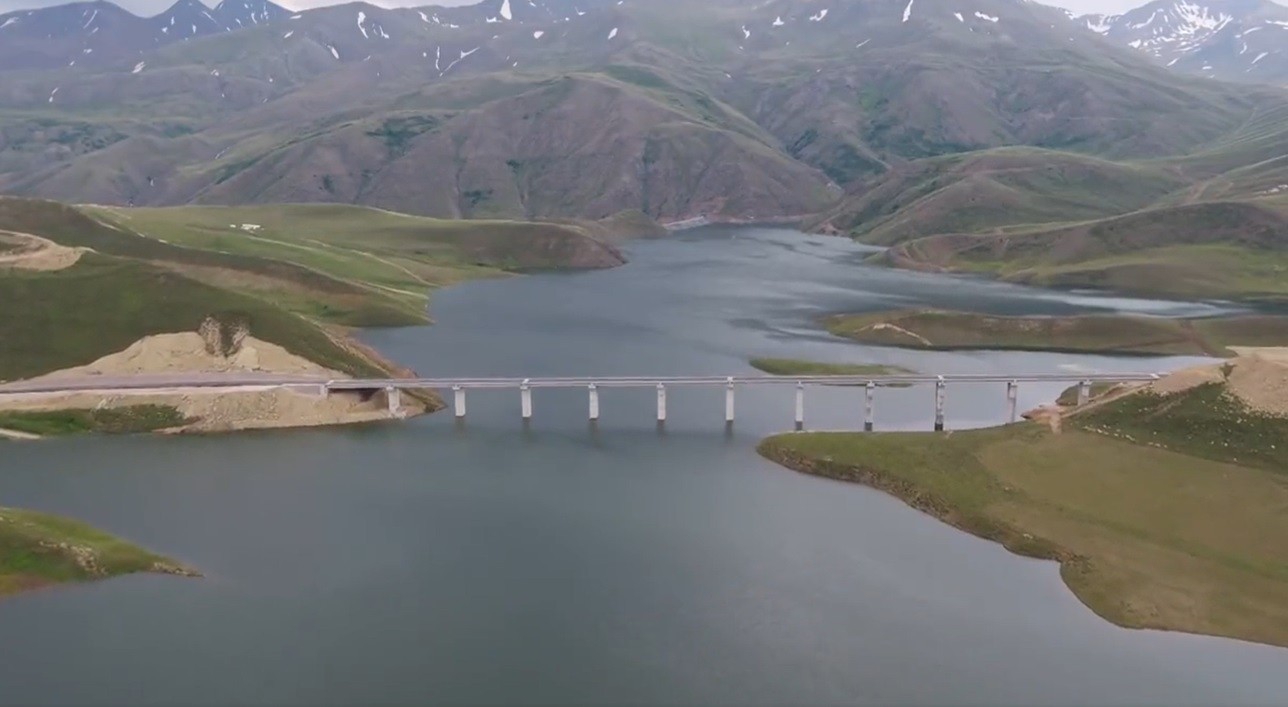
[0,330,427,437]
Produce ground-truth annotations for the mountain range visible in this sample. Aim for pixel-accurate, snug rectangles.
[0,0,1285,283]
[1080,0,1288,85]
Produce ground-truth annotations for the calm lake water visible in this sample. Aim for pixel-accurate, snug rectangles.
[1,226,1285,705]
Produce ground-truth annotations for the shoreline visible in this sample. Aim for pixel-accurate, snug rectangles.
[755,351,1288,650]
[755,430,1288,649]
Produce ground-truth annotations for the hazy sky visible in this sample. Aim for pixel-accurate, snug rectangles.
[0,0,1282,21]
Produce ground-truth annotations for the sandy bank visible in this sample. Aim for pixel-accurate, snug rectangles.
[0,230,84,271]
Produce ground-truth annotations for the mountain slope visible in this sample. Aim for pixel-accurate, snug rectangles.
[0,0,1281,222]
[808,148,1189,243]
[1081,0,1288,85]
[880,198,1288,299]
[0,0,289,71]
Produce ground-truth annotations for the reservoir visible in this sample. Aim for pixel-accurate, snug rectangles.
[1,226,1285,705]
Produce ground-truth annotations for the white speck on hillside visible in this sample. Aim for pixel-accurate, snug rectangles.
[533,30,544,38]
[328,44,339,59]
[48,87,58,103]
[283,30,292,38]
[1252,51,1269,64]
[1,17,19,29]
[772,16,784,27]
[954,12,963,22]
[500,0,512,21]
[902,0,914,23]
[357,11,368,39]
[974,12,999,23]
[132,61,146,73]
[741,25,750,39]
[608,27,618,39]
[809,9,828,22]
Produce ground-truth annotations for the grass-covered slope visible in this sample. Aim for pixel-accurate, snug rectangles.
[758,380,1288,647]
[83,202,626,325]
[0,507,196,597]
[809,149,1188,244]
[823,310,1288,356]
[749,358,914,377]
[0,197,627,382]
[823,98,1288,300]
[881,200,1288,300]
[0,252,385,382]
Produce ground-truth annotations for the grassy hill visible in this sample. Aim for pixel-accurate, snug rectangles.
[808,148,1188,244]
[880,200,1288,300]
[819,96,1288,299]
[759,374,1288,648]
[0,197,628,382]
[0,506,196,598]
[823,309,1288,356]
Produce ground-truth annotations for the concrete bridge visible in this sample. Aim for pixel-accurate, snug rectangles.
[0,372,1162,432]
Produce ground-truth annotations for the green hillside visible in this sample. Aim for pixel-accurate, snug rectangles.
[0,506,195,597]
[881,200,1288,300]
[0,197,627,381]
[759,376,1288,648]
[810,148,1188,244]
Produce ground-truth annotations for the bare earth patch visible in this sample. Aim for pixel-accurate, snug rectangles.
[1223,348,1288,417]
[42,332,344,378]
[0,231,84,271]
[0,331,422,434]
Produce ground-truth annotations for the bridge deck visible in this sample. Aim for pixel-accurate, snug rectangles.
[0,372,1162,396]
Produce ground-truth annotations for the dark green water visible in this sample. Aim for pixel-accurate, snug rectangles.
[1,226,1284,705]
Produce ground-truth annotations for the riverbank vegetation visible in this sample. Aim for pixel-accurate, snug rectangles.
[758,367,1288,648]
[823,309,1288,356]
[749,358,914,377]
[0,406,188,437]
[0,507,196,598]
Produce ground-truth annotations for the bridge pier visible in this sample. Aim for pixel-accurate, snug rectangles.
[520,380,532,421]
[795,382,805,431]
[453,385,466,419]
[385,386,404,419]
[1006,380,1018,423]
[725,377,735,425]
[864,382,875,432]
[934,377,946,432]
[588,383,600,421]
[1077,380,1092,407]
[657,384,667,424]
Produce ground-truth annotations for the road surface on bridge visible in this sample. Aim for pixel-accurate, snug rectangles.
[0,371,1162,396]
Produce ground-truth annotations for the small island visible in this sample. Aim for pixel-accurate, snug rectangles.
[823,309,1288,356]
[749,357,915,377]
[759,348,1288,648]
[0,507,197,598]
